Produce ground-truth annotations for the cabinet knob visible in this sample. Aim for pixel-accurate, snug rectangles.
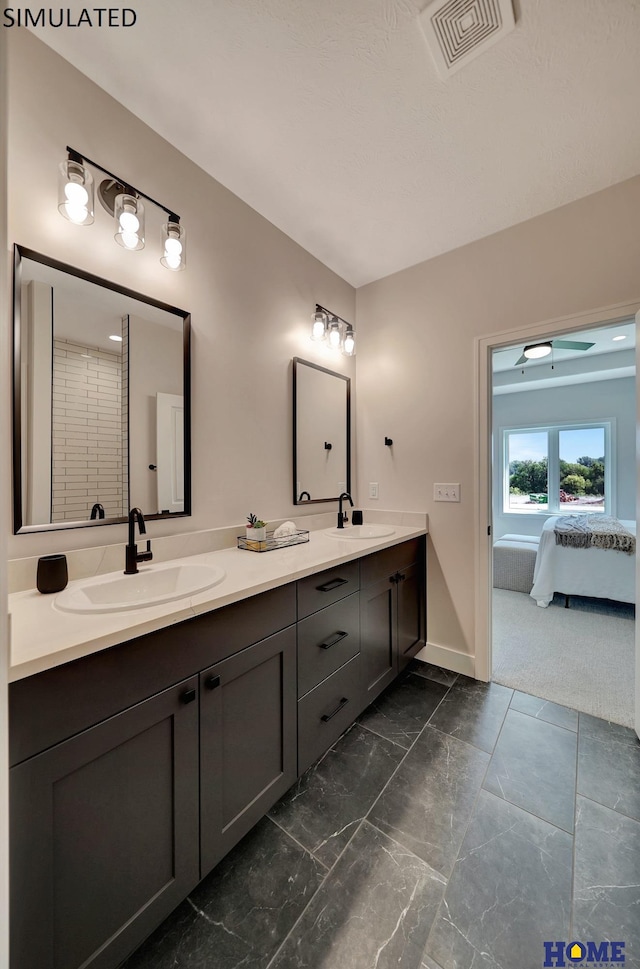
[205,675,221,690]
[181,688,197,704]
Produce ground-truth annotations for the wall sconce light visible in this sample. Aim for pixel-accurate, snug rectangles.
[58,147,187,271]
[58,151,94,225]
[310,303,356,356]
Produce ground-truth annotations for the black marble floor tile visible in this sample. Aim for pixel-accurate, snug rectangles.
[510,690,578,732]
[483,709,577,832]
[358,673,448,748]
[428,676,512,753]
[270,821,446,969]
[369,725,490,877]
[421,956,444,969]
[269,723,405,867]
[122,816,325,969]
[407,659,458,688]
[573,795,640,969]
[425,790,573,969]
[577,714,640,821]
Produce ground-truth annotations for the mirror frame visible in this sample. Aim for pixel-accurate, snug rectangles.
[12,244,192,534]
[292,356,351,505]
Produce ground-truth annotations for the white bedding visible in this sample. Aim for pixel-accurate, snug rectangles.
[530,517,636,607]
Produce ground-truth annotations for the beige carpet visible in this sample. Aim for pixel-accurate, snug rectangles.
[492,589,635,727]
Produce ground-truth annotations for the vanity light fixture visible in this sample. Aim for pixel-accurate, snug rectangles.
[58,151,94,225]
[114,193,145,251]
[160,219,186,272]
[343,324,356,357]
[311,308,328,341]
[57,147,187,271]
[310,304,356,356]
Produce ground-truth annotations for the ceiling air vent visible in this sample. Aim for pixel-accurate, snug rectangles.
[419,0,516,77]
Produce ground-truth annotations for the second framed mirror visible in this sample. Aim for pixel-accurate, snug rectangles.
[293,357,351,505]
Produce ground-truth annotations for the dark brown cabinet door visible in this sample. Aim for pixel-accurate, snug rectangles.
[10,677,200,969]
[199,626,297,877]
[359,574,397,706]
[396,561,425,673]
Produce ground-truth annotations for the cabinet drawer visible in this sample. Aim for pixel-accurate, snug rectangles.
[297,593,360,698]
[297,560,359,619]
[360,538,421,587]
[297,654,360,775]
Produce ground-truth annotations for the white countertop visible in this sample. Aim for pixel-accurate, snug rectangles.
[9,524,427,681]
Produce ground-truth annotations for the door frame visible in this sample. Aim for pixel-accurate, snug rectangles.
[474,298,640,695]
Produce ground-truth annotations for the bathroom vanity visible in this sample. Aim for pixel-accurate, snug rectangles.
[8,531,425,969]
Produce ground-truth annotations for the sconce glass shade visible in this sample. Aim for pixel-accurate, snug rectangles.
[58,159,94,225]
[114,193,145,250]
[342,325,356,356]
[327,317,342,350]
[311,309,327,342]
[160,221,186,271]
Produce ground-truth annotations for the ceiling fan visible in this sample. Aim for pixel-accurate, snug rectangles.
[513,339,595,366]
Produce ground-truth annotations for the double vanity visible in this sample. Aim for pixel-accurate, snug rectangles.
[8,521,427,969]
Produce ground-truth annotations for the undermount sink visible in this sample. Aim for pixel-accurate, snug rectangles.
[55,562,226,614]
[325,524,396,540]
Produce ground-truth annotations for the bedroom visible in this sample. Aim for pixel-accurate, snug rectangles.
[491,319,636,726]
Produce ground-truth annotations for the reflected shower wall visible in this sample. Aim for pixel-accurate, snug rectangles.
[51,336,128,522]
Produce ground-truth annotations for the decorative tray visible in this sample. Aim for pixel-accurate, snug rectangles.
[237,529,310,553]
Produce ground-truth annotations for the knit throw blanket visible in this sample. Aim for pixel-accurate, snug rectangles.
[554,515,635,555]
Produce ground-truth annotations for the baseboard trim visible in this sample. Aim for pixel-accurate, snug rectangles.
[414,642,476,679]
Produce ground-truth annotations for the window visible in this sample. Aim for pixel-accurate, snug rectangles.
[503,422,611,515]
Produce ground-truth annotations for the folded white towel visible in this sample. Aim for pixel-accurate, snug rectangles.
[273,521,297,538]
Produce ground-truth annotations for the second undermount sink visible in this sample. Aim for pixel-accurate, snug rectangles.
[55,562,226,614]
[325,524,396,540]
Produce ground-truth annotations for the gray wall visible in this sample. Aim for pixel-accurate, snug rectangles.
[492,376,636,540]
[6,29,356,560]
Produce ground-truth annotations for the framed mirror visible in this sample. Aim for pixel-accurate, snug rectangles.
[293,357,351,504]
[13,245,191,533]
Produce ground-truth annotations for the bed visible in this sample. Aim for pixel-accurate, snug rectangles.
[530,517,636,607]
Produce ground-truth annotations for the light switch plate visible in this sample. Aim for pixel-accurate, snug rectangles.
[434,483,460,502]
[369,482,379,499]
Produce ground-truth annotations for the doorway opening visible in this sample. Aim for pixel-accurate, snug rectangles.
[487,316,636,727]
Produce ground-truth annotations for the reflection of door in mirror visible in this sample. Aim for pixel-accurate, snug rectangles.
[293,358,350,504]
[128,315,184,514]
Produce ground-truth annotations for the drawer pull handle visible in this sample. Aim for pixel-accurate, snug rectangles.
[181,688,197,704]
[321,697,349,722]
[317,577,348,593]
[205,675,221,691]
[319,630,348,650]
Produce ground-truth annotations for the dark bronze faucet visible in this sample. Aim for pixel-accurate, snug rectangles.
[90,502,105,520]
[337,492,354,529]
[124,507,153,575]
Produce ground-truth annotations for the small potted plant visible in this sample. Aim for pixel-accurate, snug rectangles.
[246,513,267,542]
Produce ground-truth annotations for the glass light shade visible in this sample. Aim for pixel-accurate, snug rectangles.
[114,194,145,250]
[311,309,327,342]
[327,318,342,350]
[58,159,94,225]
[523,342,552,360]
[160,221,186,271]
[342,326,356,356]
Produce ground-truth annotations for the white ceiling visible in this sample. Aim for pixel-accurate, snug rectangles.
[33,0,640,287]
[492,319,636,394]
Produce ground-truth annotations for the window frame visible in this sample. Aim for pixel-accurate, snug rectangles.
[500,419,614,517]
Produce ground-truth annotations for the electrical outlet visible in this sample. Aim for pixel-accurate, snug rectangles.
[369,482,379,499]
[434,483,460,502]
